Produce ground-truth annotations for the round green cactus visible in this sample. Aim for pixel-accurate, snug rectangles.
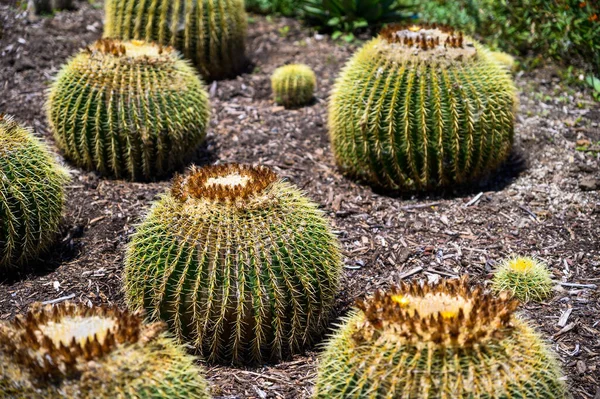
[104,0,247,80]
[329,24,517,191]
[492,256,554,302]
[125,164,342,365]
[271,64,316,107]
[47,39,210,181]
[0,115,69,270]
[315,277,568,398]
[0,303,211,398]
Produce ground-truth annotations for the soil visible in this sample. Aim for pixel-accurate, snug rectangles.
[1,2,599,398]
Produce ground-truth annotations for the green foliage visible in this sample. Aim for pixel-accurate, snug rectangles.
[0,303,211,398]
[47,39,210,181]
[104,0,247,80]
[271,64,316,107]
[246,0,298,16]
[301,0,410,34]
[125,164,342,365]
[329,25,517,191]
[315,278,568,398]
[0,115,69,270]
[492,256,554,302]
[417,0,600,74]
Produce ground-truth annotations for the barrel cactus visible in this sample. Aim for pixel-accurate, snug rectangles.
[329,24,517,191]
[491,50,517,72]
[315,277,568,398]
[125,164,342,365]
[0,302,211,398]
[47,39,210,181]
[271,64,316,107]
[493,256,554,302]
[103,0,247,80]
[0,115,69,270]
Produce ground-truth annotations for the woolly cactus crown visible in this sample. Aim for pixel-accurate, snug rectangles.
[315,277,567,398]
[328,24,517,191]
[125,164,342,365]
[47,39,210,181]
[0,115,68,269]
[0,303,210,398]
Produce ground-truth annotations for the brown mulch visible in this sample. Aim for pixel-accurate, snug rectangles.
[1,2,599,398]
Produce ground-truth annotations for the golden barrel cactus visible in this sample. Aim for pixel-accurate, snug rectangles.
[492,256,554,302]
[329,24,517,191]
[315,277,568,398]
[103,0,247,80]
[271,64,316,107]
[47,39,210,181]
[125,164,343,365]
[0,115,69,270]
[0,303,211,398]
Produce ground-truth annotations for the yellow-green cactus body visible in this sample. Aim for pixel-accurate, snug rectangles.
[491,50,517,72]
[315,278,568,398]
[0,115,69,269]
[0,303,211,399]
[125,164,342,365]
[47,39,210,181]
[329,25,517,191]
[104,0,247,80]
[493,256,554,302]
[271,64,316,107]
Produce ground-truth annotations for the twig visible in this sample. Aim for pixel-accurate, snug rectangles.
[401,202,441,211]
[558,308,573,328]
[398,266,423,280]
[42,294,75,305]
[559,282,597,289]
[464,192,483,207]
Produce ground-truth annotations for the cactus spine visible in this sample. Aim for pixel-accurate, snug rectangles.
[490,50,517,72]
[329,24,517,191]
[315,278,568,398]
[0,115,68,270]
[493,256,554,302]
[47,39,210,181]
[0,303,211,398]
[271,64,316,107]
[125,164,342,365]
[103,0,247,80]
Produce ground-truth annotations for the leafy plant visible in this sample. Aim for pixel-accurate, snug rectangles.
[246,0,299,16]
[301,0,411,34]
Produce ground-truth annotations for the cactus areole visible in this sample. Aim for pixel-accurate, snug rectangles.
[314,277,568,398]
[0,303,211,398]
[329,24,517,191]
[125,164,342,365]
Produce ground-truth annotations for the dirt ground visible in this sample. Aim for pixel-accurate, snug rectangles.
[1,2,599,398]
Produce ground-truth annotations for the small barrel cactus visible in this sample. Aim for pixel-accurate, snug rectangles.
[315,277,568,398]
[493,256,554,302]
[47,39,210,181]
[271,64,316,107]
[0,303,211,398]
[491,50,517,72]
[103,0,247,80]
[125,164,342,364]
[329,24,517,191]
[0,115,69,270]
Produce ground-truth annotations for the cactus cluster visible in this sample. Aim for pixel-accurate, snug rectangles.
[493,256,554,302]
[271,64,317,107]
[0,303,211,398]
[103,0,247,80]
[125,164,342,364]
[0,115,69,270]
[47,39,210,181]
[329,24,517,191]
[315,277,567,398]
